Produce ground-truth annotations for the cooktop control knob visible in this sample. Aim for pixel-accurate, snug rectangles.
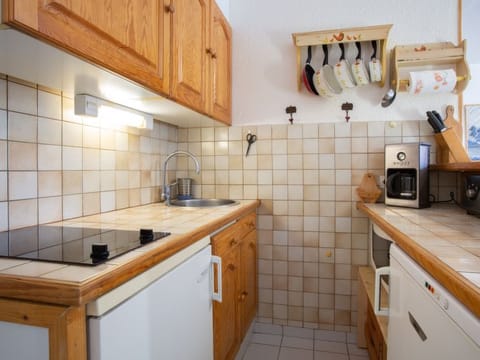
[397,151,406,161]
[139,228,154,244]
[90,243,109,262]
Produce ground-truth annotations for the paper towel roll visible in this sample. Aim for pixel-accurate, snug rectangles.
[408,69,457,95]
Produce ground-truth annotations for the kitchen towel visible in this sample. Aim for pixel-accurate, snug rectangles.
[408,69,457,95]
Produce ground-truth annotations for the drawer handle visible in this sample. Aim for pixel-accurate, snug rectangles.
[408,312,427,342]
[230,239,238,247]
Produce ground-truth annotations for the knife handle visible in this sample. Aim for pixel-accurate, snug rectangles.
[427,111,446,133]
[426,111,440,133]
[432,111,446,132]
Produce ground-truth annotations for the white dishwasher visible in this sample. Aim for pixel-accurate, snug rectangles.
[387,244,480,360]
[87,237,221,360]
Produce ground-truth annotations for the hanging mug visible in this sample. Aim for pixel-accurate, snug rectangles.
[369,40,383,83]
[334,43,356,88]
[351,42,370,86]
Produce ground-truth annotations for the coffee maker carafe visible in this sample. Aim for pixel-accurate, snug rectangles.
[385,143,431,208]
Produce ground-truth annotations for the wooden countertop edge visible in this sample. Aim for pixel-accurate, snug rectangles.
[357,202,480,319]
[0,200,261,306]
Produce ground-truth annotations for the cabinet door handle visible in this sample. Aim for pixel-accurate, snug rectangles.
[238,291,247,302]
[247,221,255,229]
[165,4,175,13]
[249,242,255,249]
[230,239,238,247]
[374,266,390,316]
[211,255,222,303]
[228,263,236,271]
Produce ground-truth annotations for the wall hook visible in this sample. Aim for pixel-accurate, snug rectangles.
[341,102,353,122]
[286,106,297,124]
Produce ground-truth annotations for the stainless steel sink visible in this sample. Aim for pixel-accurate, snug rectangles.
[169,198,239,207]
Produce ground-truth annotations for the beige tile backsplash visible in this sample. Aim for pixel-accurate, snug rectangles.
[176,116,461,331]
[0,75,459,332]
[0,76,176,230]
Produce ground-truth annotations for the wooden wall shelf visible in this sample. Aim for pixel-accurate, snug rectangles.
[391,41,471,94]
[292,24,392,90]
[430,162,480,172]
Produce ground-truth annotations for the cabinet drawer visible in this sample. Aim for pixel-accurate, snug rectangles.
[235,212,256,238]
[212,212,256,255]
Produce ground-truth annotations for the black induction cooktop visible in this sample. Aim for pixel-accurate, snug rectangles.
[0,225,170,266]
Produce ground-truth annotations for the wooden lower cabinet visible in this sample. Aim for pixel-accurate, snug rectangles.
[365,305,387,360]
[212,212,257,360]
[0,298,86,360]
[357,267,388,360]
[239,230,256,334]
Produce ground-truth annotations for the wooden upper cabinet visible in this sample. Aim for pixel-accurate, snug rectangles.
[3,0,232,125]
[208,1,232,125]
[3,0,170,95]
[170,0,209,114]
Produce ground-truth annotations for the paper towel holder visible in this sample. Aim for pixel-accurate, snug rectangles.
[391,40,471,94]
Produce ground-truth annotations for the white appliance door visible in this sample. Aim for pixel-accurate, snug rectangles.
[89,245,214,360]
[388,245,480,360]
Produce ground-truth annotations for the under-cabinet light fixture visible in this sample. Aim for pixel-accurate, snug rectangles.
[74,94,154,129]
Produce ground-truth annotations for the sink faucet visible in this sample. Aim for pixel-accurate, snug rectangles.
[162,150,200,205]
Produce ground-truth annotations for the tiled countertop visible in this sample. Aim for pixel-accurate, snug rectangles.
[358,202,480,319]
[0,200,259,306]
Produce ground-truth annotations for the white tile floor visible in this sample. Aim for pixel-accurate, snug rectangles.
[239,322,370,360]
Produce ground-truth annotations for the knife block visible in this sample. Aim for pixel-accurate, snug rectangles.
[434,128,470,163]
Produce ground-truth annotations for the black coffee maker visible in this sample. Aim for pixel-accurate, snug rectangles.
[385,143,431,208]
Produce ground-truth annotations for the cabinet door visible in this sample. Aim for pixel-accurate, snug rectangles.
[207,1,231,124]
[213,248,240,360]
[240,229,257,337]
[3,0,170,94]
[170,0,209,113]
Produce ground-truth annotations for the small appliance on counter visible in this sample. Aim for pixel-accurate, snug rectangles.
[459,173,480,216]
[385,143,431,208]
[177,178,193,200]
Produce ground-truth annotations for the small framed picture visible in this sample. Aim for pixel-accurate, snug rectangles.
[465,104,480,160]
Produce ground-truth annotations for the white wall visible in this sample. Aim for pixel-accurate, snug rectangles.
[462,0,480,106]
[229,0,459,125]
[463,0,480,63]
[215,0,229,20]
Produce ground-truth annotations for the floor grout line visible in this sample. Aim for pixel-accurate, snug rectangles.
[243,324,369,360]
